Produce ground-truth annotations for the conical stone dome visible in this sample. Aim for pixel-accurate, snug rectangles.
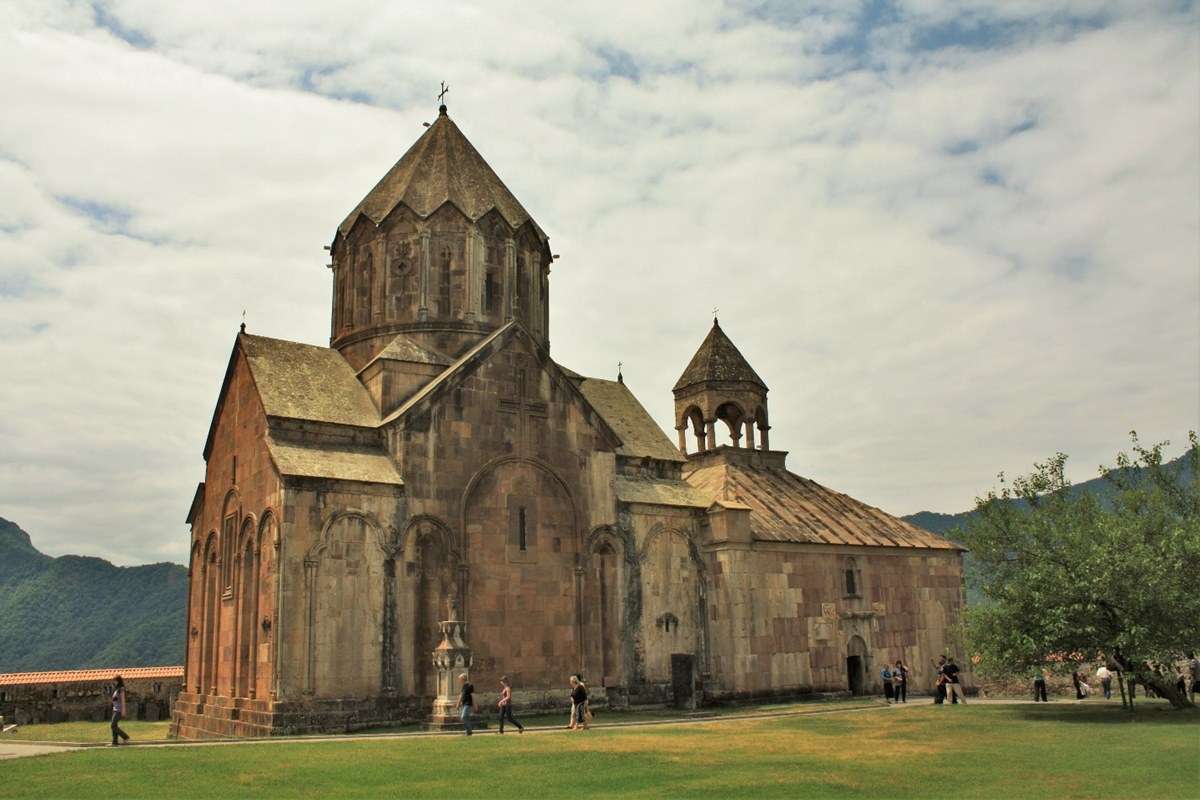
[338,107,545,240]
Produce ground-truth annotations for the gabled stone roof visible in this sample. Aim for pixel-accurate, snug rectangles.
[266,438,402,486]
[577,378,686,463]
[614,475,708,507]
[338,108,545,240]
[358,334,452,374]
[380,323,515,426]
[240,334,379,428]
[685,456,961,550]
[673,320,767,392]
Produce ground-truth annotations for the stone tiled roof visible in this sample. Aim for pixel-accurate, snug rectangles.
[338,109,545,240]
[685,459,961,550]
[359,334,452,374]
[673,321,767,392]
[615,476,709,507]
[381,323,514,426]
[240,334,379,428]
[0,666,183,687]
[578,378,686,463]
[267,439,403,486]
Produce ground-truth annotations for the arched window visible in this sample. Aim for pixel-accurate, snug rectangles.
[842,557,863,598]
[680,406,705,454]
[514,253,526,319]
[484,244,500,316]
[437,248,452,316]
[714,401,745,447]
[339,254,353,331]
[221,511,237,592]
[356,252,373,326]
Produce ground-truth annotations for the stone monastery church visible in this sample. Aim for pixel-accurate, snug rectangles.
[172,102,966,738]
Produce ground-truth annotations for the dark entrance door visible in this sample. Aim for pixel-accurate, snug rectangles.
[847,656,864,695]
[671,653,696,710]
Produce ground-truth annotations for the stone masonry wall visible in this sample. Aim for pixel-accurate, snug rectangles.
[705,543,967,699]
[1,676,181,726]
[187,348,283,703]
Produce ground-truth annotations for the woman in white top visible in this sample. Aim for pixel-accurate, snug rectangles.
[110,675,130,746]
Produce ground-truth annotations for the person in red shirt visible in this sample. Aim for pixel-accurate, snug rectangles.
[497,676,524,734]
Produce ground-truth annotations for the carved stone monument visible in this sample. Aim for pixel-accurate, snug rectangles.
[425,595,480,730]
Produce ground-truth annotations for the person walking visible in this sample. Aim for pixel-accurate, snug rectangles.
[497,676,524,734]
[932,656,947,704]
[457,673,476,736]
[881,664,894,703]
[1071,670,1084,700]
[569,675,589,731]
[110,675,130,746]
[1032,667,1048,702]
[1175,666,1187,699]
[893,661,908,703]
[1188,652,1200,703]
[943,657,966,704]
[1096,665,1112,700]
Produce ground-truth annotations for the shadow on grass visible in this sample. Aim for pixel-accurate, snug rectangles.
[1009,702,1199,726]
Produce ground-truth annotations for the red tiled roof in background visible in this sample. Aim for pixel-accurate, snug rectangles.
[0,666,183,687]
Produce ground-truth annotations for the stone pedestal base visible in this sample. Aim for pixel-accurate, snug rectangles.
[424,699,488,730]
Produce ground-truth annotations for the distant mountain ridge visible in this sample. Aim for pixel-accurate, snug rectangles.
[902,452,1193,538]
[0,517,186,673]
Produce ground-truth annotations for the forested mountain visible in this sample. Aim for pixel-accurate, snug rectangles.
[0,517,186,673]
[902,452,1192,537]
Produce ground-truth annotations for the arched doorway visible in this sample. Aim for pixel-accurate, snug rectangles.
[846,635,868,695]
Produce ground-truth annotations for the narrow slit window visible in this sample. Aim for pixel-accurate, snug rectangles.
[438,249,452,316]
[518,507,527,551]
[844,568,857,597]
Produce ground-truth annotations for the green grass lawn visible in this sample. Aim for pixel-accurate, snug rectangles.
[1,697,875,743]
[1,704,1195,799]
[358,695,881,734]
[2,719,171,743]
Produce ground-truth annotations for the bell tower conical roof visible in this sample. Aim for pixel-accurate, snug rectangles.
[337,107,546,240]
[673,319,767,393]
[672,319,770,455]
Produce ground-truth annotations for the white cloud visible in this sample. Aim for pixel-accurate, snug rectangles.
[0,0,1196,564]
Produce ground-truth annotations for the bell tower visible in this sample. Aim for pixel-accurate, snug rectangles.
[329,102,552,370]
[673,318,769,455]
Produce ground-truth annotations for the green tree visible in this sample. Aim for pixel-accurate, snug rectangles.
[963,432,1200,710]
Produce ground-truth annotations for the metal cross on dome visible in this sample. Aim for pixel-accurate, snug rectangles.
[438,82,450,105]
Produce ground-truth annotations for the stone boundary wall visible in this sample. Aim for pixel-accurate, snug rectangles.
[0,670,183,726]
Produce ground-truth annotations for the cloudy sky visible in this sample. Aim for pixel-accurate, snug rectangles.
[1,1,1196,566]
